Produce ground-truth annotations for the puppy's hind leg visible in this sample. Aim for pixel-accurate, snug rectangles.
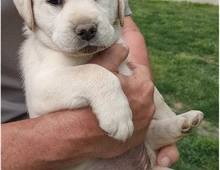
[145,110,203,150]
[178,110,203,133]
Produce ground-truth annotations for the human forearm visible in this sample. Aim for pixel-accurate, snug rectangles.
[122,16,153,79]
[2,95,153,170]
[1,108,104,170]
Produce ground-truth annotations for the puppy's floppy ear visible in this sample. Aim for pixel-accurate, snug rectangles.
[118,0,125,27]
[13,0,34,30]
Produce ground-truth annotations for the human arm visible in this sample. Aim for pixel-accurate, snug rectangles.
[2,44,155,170]
[122,16,153,79]
[122,15,179,167]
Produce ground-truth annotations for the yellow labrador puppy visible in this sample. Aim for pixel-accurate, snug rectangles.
[13,0,203,169]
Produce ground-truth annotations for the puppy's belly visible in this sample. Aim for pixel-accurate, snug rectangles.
[85,143,150,170]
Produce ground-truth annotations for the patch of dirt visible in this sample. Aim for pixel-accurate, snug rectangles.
[197,120,219,137]
[173,102,183,110]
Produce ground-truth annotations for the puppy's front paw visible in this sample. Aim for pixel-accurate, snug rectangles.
[100,104,134,141]
[94,96,134,141]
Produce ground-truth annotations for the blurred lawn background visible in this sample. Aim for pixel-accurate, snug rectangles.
[129,0,219,169]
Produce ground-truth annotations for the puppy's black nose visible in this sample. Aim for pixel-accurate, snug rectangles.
[75,23,97,41]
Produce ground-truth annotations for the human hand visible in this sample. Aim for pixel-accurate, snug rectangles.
[89,43,155,158]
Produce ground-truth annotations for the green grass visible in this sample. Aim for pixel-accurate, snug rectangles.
[173,132,219,170]
[129,1,219,169]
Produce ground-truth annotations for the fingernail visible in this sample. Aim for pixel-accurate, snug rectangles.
[161,156,171,167]
[116,42,129,50]
[121,43,129,50]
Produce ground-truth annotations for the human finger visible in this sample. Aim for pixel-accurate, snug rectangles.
[127,62,151,78]
[156,144,180,167]
[88,43,129,72]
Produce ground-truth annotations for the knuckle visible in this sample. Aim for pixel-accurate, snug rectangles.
[121,47,129,59]
[141,81,155,118]
[148,81,155,96]
[141,80,154,100]
[149,102,156,118]
[138,65,149,74]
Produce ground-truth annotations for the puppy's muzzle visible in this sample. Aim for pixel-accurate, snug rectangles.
[74,23,97,41]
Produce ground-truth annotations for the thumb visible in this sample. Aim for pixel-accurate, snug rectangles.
[157,144,180,167]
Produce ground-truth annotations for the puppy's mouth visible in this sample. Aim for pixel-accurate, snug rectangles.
[79,45,106,54]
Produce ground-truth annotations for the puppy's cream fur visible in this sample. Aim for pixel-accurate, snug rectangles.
[13,0,203,169]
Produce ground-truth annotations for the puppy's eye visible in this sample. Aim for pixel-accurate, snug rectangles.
[47,0,62,5]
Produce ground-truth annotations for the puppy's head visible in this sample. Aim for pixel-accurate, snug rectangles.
[13,0,125,56]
